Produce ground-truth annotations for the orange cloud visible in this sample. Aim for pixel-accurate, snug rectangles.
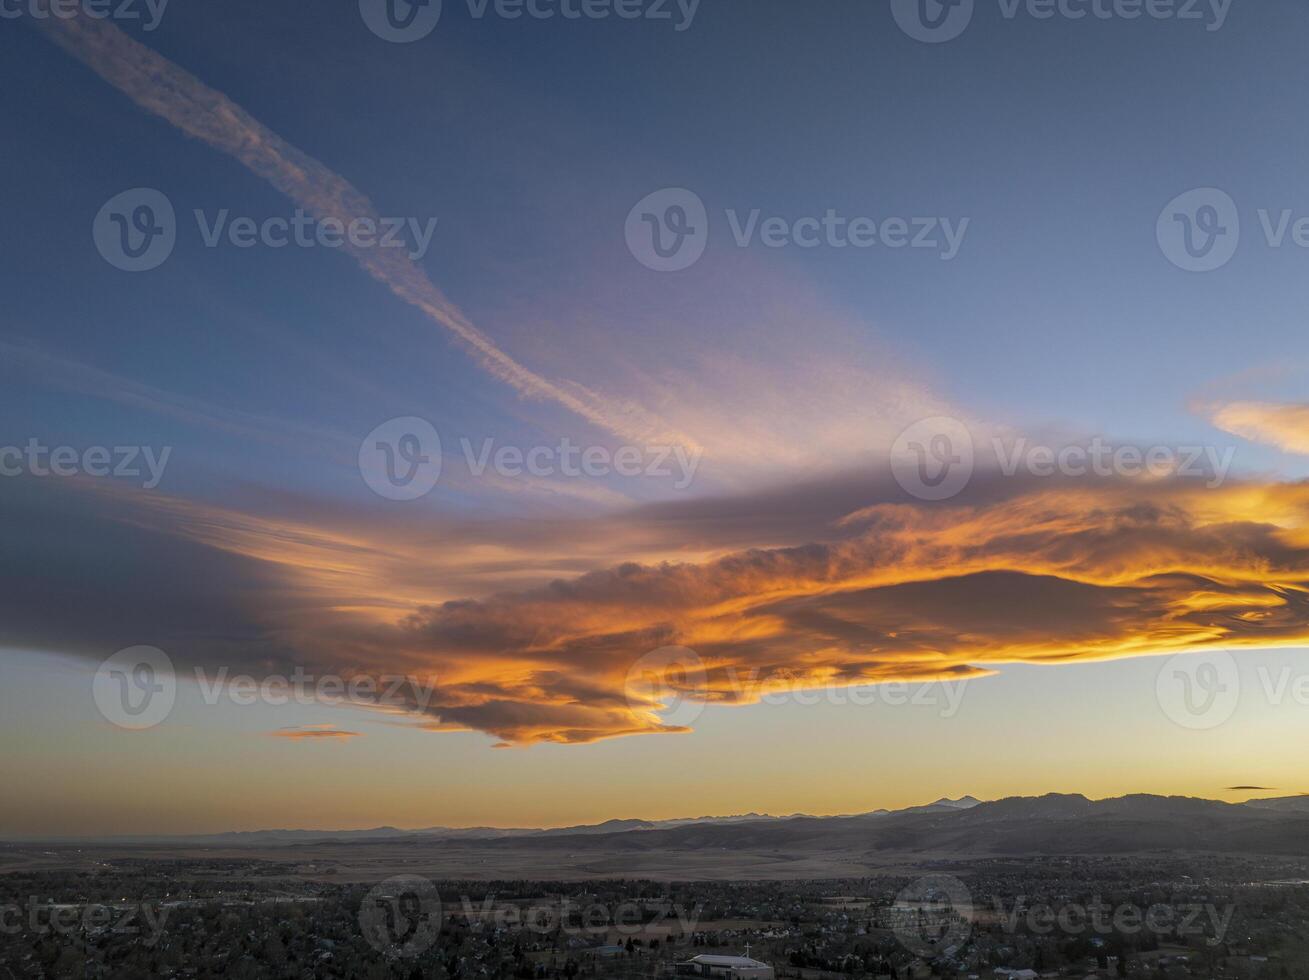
[1206,401,1309,455]
[19,472,1300,747]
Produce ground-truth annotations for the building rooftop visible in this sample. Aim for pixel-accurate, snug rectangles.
[685,955,772,969]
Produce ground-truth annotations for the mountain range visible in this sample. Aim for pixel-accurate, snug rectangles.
[76,793,1309,856]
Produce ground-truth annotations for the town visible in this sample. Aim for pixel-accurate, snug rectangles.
[2,856,1307,980]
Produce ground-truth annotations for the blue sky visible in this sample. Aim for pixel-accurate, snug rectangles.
[6,0,1309,462]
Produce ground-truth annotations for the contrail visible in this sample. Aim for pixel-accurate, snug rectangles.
[31,9,695,449]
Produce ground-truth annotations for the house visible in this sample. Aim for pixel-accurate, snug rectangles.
[676,954,776,980]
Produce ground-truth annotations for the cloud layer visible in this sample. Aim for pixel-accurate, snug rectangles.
[13,3,1309,749]
[5,471,1307,745]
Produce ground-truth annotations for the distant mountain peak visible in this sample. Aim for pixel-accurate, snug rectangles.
[931,795,982,809]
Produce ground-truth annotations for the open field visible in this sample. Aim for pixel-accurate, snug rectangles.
[0,839,940,882]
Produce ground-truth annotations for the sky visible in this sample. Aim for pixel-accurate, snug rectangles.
[1,0,1308,837]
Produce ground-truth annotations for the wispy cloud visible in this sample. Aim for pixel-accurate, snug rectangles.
[26,8,694,450]
[1205,401,1309,455]
[0,338,356,460]
[270,725,361,741]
